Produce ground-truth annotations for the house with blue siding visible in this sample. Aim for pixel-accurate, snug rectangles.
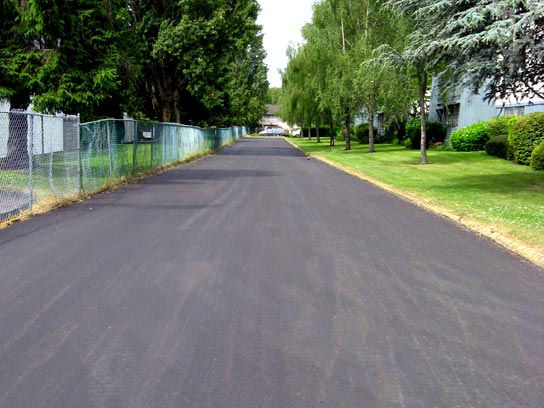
[428,77,544,138]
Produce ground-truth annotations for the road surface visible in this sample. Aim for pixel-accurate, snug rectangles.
[0,137,543,407]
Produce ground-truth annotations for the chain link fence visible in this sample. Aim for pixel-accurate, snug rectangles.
[1,113,246,221]
[0,111,80,221]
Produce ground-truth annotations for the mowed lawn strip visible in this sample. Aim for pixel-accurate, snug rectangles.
[289,137,544,256]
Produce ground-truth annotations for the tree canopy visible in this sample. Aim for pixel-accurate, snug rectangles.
[281,0,417,151]
[279,0,543,164]
[388,0,544,101]
[0,0,269,126]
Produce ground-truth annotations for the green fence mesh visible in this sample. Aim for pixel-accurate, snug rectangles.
[0,112,80,220]
[1,114,246,220]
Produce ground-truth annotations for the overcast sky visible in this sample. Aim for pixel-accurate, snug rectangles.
[257,0,315,88]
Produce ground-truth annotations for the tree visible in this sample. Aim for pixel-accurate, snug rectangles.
[279,45,319,139]
[384,0,447,164]
[27,0,137,120]
[266,88,282,105]
[282,0,417,152]
[412,0,544,101]
[352,1,416,153]
[304,0,365,151]
[387,0,544,164]
[135,0,268,126]
[0,0,32,168]
[1,0,267,127]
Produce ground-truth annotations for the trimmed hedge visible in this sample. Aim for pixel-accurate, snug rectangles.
[405,118,446,149]
[485,135,512,159]
[530,140,544,171]
[508,112,544,165]
[488,115,519,138]
[450,122,490,151]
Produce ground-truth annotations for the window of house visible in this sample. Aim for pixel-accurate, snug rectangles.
[503,106,525,116]
[445,104,460,129]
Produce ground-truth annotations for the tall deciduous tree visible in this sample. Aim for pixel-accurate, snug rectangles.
[384,0,444,164]
[353,1,416,153]
[135,0,267,126]
[1,0,268,127]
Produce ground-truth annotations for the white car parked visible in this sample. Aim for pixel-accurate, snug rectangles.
[259,127,285,136]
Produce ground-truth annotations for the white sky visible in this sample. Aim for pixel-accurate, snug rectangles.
[257,0,315,88]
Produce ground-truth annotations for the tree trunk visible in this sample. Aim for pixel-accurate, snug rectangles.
[307,124,311,140]
[162,105,172,123]
[418,70,428,164]
[316,123,321,143]
[1,110,29,170]
[368,106,376,153]
[344,108,351,151]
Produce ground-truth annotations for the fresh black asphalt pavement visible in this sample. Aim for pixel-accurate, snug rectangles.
[0,137,543,407]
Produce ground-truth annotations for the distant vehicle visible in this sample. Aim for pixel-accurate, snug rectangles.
[259,127,285,136]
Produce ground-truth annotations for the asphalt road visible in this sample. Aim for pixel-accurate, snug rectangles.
[0,137,543,408]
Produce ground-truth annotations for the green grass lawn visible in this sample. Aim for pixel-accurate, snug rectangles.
[289,137,544,254]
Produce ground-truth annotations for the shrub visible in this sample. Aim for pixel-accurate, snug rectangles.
[307,126,330,138]
[508,112,544,165]
[485,135,512,159]
[487,116,519,139]
[450,122,490,151]
[427,121,447,144]
[530,140,544,171]
[405,118,446,149]
[353,123,378,144]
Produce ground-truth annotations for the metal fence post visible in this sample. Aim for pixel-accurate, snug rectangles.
[150,122,154,167]
[28,113,34,211]
[77,114,82,195]
[106,120,113,178]
[41,115,44,154]
[171,126,175,163]
[162,124,166,166]
[48,115,54,192]
[133,120,138,173]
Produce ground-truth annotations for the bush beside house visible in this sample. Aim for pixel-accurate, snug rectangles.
[405,118,446,149]
[353,123,377,144]
[485,135,511,159]
[450,122,489,151]
[530,140,544,171]
[508,112,544,165]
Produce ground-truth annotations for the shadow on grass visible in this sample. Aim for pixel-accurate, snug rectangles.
[427,171,544,195]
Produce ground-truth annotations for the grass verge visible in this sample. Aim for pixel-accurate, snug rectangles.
[287,137,544,268]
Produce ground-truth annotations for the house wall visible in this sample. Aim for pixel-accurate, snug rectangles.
[429,77,496,136]
[457,87,497,129]
[429,77,544,138]
[496,96,544,116]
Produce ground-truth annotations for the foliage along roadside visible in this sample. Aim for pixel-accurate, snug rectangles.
[0,0,268,127]
[279,1,543,164]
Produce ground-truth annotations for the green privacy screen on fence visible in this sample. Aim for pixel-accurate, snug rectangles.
[79,120,246,193]
[0,114,247,221]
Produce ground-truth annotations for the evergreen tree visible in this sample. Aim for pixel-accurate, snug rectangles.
[134,0,268,126]
[435,0,543,101]
[388,0,543,100]
[1,0,268,126]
